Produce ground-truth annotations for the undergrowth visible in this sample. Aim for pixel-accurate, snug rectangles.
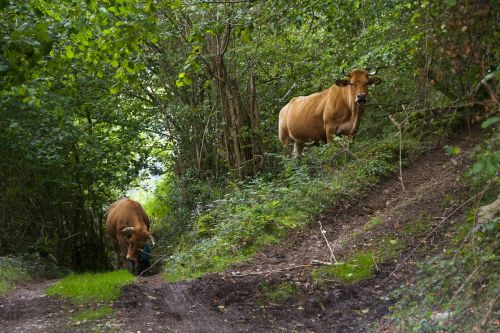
[0,253,70,294]
[164,127,422,281]
[46,270,135,304]
[0,256,30,295]
[388,119,499,332]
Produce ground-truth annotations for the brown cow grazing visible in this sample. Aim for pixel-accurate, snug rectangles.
[279,68,382,156]
[106,198,155,275]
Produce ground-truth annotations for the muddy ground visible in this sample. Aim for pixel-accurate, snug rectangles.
[0,131,481,333]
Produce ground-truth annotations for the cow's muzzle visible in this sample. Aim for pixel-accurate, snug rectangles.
[355,93,367,104]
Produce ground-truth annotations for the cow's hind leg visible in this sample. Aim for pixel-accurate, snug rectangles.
[293,141,304,157]
[279,124,291,147]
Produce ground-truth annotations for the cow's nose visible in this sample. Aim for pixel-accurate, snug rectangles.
[126,255,134,261]
[356,93,366,101]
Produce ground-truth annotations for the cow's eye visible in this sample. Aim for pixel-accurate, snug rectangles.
[349,82,354,86]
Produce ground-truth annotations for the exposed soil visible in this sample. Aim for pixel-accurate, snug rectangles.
[0,131,481,333]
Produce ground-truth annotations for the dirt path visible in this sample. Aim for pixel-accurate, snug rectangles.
[0,132,480,333]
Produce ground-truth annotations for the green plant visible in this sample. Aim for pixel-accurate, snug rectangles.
[46,270,135,304]
[363,216,382,231]
[468,118,500,188]
[312,252,376,284]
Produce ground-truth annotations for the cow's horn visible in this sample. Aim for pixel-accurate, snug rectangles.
[367,67,378,76]
[121,227,135,234]
[148,234,156,246]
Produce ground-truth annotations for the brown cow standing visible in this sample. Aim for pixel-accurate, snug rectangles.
[279,69,382,156]
[106,198,155,275]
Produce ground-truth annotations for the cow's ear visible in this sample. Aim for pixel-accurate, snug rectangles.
[335,79,350,87]
[368,77,382,85]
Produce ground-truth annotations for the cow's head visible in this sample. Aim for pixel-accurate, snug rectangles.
[121,226,155,263]
[335,68,382,105]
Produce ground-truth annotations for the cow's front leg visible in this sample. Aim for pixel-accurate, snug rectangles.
[325,124,336,144]
[112,242,121,269]
[114,251,121,270]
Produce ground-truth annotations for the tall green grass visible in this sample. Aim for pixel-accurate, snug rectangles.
[46,270,135,304]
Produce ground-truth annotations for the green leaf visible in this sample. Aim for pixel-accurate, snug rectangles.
[110,59,119,67]
[481,117,500,128]
[109,86,119,94]
[65,45,74,58]
[445,0,457,5]
[240,30,251,43]
[444,145,461,156]
[171,0,182,9]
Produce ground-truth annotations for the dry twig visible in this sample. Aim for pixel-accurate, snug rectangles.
[229,264,312,277]
[388,112,407,191]
[319,221,339,264]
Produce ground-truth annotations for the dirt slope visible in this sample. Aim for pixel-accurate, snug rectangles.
[0,132,479,333]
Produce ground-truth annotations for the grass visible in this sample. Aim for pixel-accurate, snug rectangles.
[261,282,300,301]
[312,214,427,286]
[73,306,113,322]
[0,256,31,295]
[402,215,433,237]
[312,252,376,284]
[363,216,382,231]
[46,270,135,304]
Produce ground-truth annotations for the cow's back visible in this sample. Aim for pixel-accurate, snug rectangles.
[106,198,149,241]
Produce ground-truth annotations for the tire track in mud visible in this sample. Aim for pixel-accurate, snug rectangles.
[114,277,232,333]
[0,280,72,333]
